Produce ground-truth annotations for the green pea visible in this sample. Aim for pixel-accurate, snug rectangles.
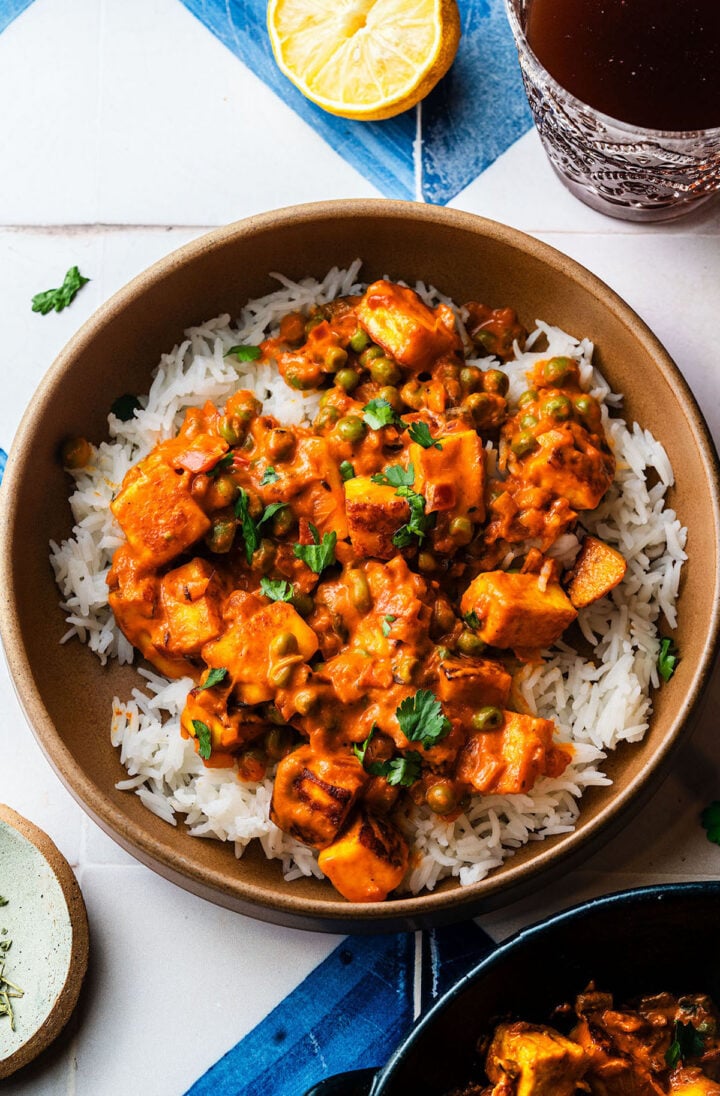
[511,430,538,457]
[349,328,370,353]
[267,662,294,689]
[337,415,367,443]
[519,413,539,431]
[272,506,296,537]
[325,346,348,373]
[305,315,325,335]
[284,365,316,391]
[313,406,340,433]
[377,385,403,411]
[267,428,296,461]
[460,365,483,393]
[212,473,238,507]
[205,517,235,554]
[370,356,401,386]
[517,389,538,410]
[251,538,276,574]
[573,394,594,418]
[482,369,510,397]
[335,367,360,393]
[464,392,495,427]
[218,414,244,446]
[417,551,438,573]
[426,781,458,815]
[457,629,486,656]
[435,646,450,662]
[542,394,573,421]
[265,725,296,760]
[471,706,504,732]
[394,654,419,684]
[270,632,299,659]
[543,356,573,386]
[294,689,318,716]
[449,515,473,545]
[359,345,385,369]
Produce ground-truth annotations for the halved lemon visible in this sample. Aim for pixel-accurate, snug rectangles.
[267,0,462,122]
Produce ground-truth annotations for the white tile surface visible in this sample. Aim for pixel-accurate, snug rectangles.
[0,0,719,1091]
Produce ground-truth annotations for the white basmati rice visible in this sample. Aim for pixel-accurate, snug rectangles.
[51,263,686,895]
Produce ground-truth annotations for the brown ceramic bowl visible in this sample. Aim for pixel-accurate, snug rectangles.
[1,200,718,932]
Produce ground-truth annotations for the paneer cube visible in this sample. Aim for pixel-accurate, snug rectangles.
[460,571,577,652]
[455,711,572,795]
[436,655,512,709]
[667,1070,720,1095]
[158,559,224,657]
[485,1022,589,1096]
[111,452,210,567]
[512,424,614,511]
[410,428,485,522]
[317,809,409,902]
[356,280,459,373]
[344,476,410,559]
[202,600,318,705]
[270,746,367,849]
[566,535,627,609]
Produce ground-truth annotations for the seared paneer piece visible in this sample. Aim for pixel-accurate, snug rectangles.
[566,534,627,609]
[456,710,571,795]
[110,451,211,568]
[270,745,367,848]
[670,1069,720,1094]
[344,476,410,559]
[356,279,460,373]
[317,809,409,902]
[460,571,577,654]
[410,428,486,524]
[485,1021,589,1096]
[158,559,225,657]
[436,655,512,709]
[509,421,615,512]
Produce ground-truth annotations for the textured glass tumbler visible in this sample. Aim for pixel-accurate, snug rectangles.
[505,0,720,222]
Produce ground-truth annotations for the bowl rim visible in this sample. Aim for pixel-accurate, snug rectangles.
[374,880,720,1088]
[2,199,720,929]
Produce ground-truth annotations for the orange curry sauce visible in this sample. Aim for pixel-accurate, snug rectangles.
[106,280,624,902]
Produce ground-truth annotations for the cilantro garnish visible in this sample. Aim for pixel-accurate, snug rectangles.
[371,463,415,488]
[197,667,228,692]
[234,488,260,564]
[353,727,422,787]
[257,501,288,529]
[293,523,337,574]
[408,421,442,449]
[392,486,434,547]
[464,610,480,630]
[701,800,720,845]
[658,636,679,682]
[260,466,279,486]
[362,398,404,431]
[665,1020,705,1068]
[260,577,294,602]
[226,344,262,362]
[369,752,422,787]
[339,460,355,482]
[110,393,141,422]
[192,719,213,760]
[209,452,235,477]
[396,689,451,749]
[31,265,90,315]
[381,614,397,638]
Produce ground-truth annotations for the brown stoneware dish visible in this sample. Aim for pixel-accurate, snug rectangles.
[1,200,718,932]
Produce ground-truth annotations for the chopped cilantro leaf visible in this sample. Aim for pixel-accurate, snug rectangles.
[408,421,442,449]
[260,577,294,602]
[665,1020,705,1067]
[339,460,355,482]
[257,501,288,528]
[110,393,141,422]
[260,466,279,486]
[392,486,434,547]
[658,636,679,682]
[371,462,415,488]
[192,719,213,760]
[197,667,228,691]
[234,488,259,564]
[226,344,262,362]
[701,800,720,846]
[293,524,337,574]
[209,452,234,477]
[353,725,376,767]
[368,752,422,787]
[396,689,451,749]
[32,265,90,315]
[381,614,397,638]
[362,398,404,431]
